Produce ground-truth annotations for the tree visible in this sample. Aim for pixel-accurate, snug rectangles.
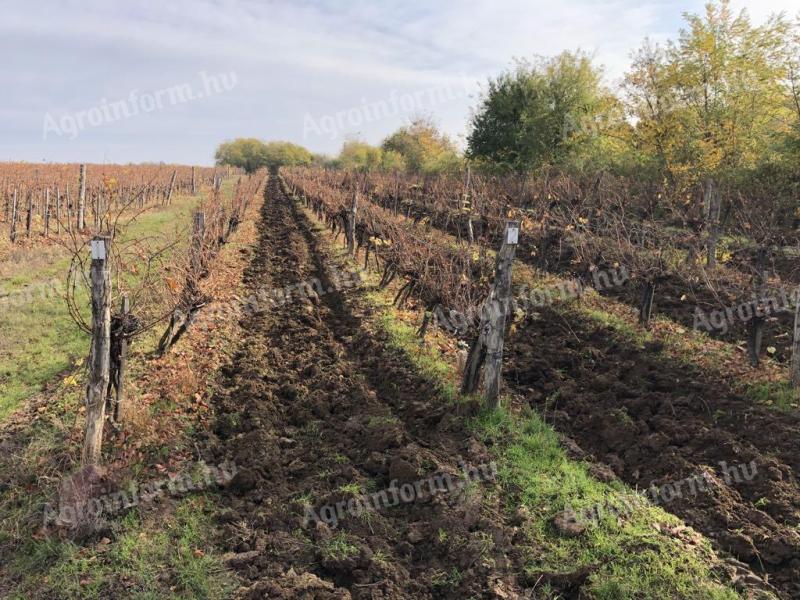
[623,1,793,189]
[214,138,267,173]
[622,40,682,179]
[214,139,312,172]
[337,140,384,172]
[381,118,461,174]
[261,141,314,168]
[467,51,610,172]
[334,140,407,172]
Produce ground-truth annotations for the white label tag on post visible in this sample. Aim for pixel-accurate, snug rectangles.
[506,227,519,245]
[90,240,106,260]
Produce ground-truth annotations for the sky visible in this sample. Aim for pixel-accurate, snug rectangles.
[1,0,797,165]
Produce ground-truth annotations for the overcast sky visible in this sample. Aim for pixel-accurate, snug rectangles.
[1,0,796,165]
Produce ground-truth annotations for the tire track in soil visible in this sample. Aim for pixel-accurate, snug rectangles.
[206,177,532,599]
[506,308,800,598]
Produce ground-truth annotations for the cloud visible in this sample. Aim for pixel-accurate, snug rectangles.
[0,0,796,163]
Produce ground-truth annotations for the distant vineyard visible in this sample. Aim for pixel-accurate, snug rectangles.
[284,165,800,378]
[0,163,237,242]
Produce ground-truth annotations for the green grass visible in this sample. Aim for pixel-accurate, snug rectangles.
[582,306,646,340]
[473,406,740,599]
[299,192,745,598]
[744,380,800,411]
[8,497,234,600]
[338,482,363,495]
[367,292,744,600]
[0,191,205,421]
[365,286,460,402]
[319,533,359,562]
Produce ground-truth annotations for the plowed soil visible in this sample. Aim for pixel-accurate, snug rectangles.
[507,308,800,598]
[206,177,533,598]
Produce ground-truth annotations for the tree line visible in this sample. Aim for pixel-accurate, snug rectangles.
[217,0,800,198]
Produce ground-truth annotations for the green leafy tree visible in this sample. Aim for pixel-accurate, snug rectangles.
[381,118,461,174]
[214,138,267,173]
[334,141,407,172]
[623,1,794,188]
[380,149,407,172]
[467,51,611,172]
[261,141,314,168]
[214,139,312,172]
[337,140,384,172]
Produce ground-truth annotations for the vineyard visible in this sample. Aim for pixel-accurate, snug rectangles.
[0,156,800,598]
[285,166,800,372]
[278,165,800,597]
[3,1,800,597]
[0,160,798,598]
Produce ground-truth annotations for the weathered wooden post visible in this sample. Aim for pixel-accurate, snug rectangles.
[9,189,18,242]
[191,166,197,195]
[25,191,33,237]
[82,235,112,466]
[639,279,656,326]
[44,189,51,238]
[464,165,474,246]
[166,169,177,205]
[191,211,206,276]
[55,187,61,235]
[78,164,87,231]
[346,184,358,256]
[94,190,101,230]
[792,288,800,389]
[462,220,519,408]
[113,295,130,422]
[66,184,74,235]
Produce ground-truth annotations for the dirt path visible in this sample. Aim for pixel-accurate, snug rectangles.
[506,307,800,597]
[206,177,530,598]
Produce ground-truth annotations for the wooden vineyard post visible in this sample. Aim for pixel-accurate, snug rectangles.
[44,189,51,238]
[191,166,197,195]
[462,220,519,409]
[464,165,474,246]
[78,164,87,231]
[639,280,656,326]
[55,187,61,235]
[792,289,800,389]
[66,184,74,235]
[114,295,130,422]
[346,184,358,256]
[191,211,206,278]
[166,169,177,205]
[26,191,33,238]
[82,235,112,466]
[9,189,18,242]
[94,190,101,230]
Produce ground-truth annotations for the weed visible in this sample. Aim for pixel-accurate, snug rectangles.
[320,533,359,561]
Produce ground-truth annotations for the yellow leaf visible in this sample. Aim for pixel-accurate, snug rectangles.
[165,277,180,293]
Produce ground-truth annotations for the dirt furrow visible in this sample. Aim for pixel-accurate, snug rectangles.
[206,177,530,599]
[506,307,800,597]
